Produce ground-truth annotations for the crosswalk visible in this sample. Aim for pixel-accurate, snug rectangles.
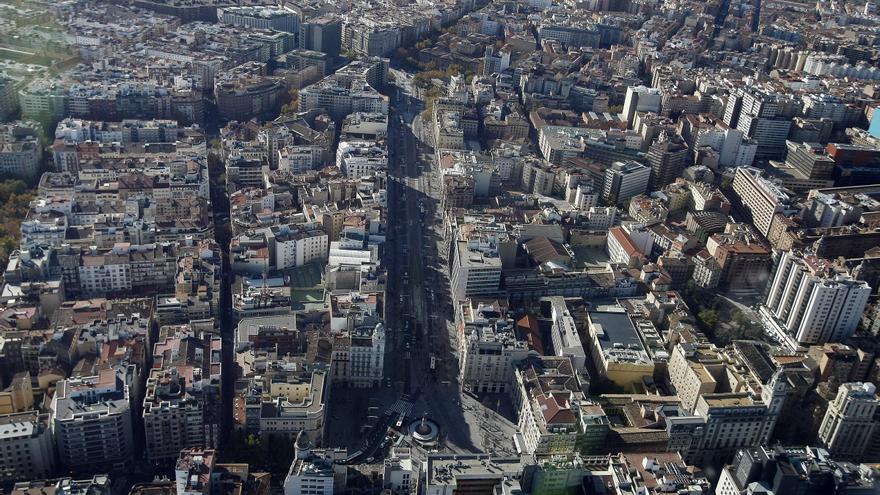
[388,399,413,418]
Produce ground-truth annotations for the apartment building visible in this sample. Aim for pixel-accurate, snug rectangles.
[763,250,871,347]
[691,394,778,466]
[278,145,324,173]
[78,244,178,297]
[336,140,387,178]
[622,86,662,126]
[298,63,389,122]
[510,356,596,457]
[0,411,56,482]
[175,449,219,495]
[818,382,879,461]
[520,158,557,196]
[218,6,300,33]
[269,225,329,271]
[215,63,287,123]
[731,167,794,237]
[241,368,328,443]
[424,454,526,495]
[434,110,466,150]
[299,16,342,58]
[11,476,111,495]
[458,306,529,393]
[51,369,134,473]
[0,75,18,120]
[646,134,688,190]
[0,122,42,180]
[546,297,587,374]
[603,161,651,206]
[156,241,222,327]
[283,433,346,495]
[705,224,772,291]
[716,445,877,495]
[143,326,222,464]
[450,240,503,302]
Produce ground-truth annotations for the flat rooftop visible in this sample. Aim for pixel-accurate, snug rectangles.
[426,455,525,486]
[589,311,642,351]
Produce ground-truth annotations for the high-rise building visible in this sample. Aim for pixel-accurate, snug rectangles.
[726,89,794,160]
[51,370,134,473]
[764,251,871,346]
[603,160,650,206]
[818,382,879,461]
[143,326,222,464]
[622,86,662,126]
[298,16,342,59]
[785,141,836,180]
[450,240,502,301]
[646,133,688,190]
[730,167,792,238]
[458,304,529,394]
[0,76,18,120]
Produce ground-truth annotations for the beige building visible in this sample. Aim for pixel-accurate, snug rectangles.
[433,110,465,150]
[254,370,328,444]
[731,167,791,237]
[667,344,751,413]
[818,382,879,461]
[586,310,654,390]
[511,356,586,457]
[0,372,34,415]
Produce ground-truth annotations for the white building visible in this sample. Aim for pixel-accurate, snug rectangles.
[78,252,132,295]
[278,145,324,173]
[51,370,134,472]
[763,251,871,346]
[218,6,300,33]
[580,206,617,231]
[450,241,502,302]
[606,226,650,267]
[818,382,879,461]
[270,225,329,271]
[383,448,415,494]
[622,86,662,126]
[336,140,387,178]
[603,161,650,206]
[680,116,756,167]
[283,432,343,495]
[345,322,386,388]
[546,297,587,373]
[0,411,56,482]
[459,315,530,394]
